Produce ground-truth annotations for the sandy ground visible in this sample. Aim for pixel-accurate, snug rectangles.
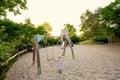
[5,44,120,80]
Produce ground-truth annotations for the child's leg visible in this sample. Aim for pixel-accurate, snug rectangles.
[59,69,62,73]
[57,65,62,73]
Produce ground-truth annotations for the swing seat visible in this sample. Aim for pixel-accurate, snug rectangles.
[47,58,54,61]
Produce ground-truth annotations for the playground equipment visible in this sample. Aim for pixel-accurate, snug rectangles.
[32,28,75,75]
[45,43,55,61]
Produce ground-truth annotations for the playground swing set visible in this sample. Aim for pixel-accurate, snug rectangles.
[32,28,75,75]
[45,38,55,61]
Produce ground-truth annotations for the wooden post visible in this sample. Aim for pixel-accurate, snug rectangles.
[66,37,75,59]
[33,35,45,75]
[62,40,67,56]
[35,35,41,75]
[33,43,36,64]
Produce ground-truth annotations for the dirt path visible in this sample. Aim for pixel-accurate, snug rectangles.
[5,44,120,80]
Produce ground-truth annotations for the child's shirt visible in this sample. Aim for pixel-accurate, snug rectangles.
[57,59,62,69]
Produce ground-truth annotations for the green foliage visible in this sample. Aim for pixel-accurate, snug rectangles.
[35,25,47,35]
[0,19,24,41]
[41,22,53,35]
[0,42,11,63]
[24,18,34,27]
[71,35,80,44]
[0,42,18,63]
[0,18,51,80]
[0,18,47,66]
[79,40,95,44]
[80,0,120,42]
[0,0,27,17]
[0,18,36,51]
[93,36,108,43]
[0,18,53,60]
[64,23,80,43]
[80,8,109,38]
[64,24,77,37]
[100,0,120,36]
[39,37,59,47]
[79,35,88,42]
[0,26,7,42]
[101,0,120,25]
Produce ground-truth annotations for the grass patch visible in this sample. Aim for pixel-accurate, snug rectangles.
[79,40,95,44]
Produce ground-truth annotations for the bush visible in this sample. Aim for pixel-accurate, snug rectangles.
[0,42,17,63]
[16,42,33,51]
[93,36,108,43]
[70,35,80,44]
[79,36,88,42]
[39,37,59,47]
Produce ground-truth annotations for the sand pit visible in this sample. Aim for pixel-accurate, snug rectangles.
[5,44,120,80]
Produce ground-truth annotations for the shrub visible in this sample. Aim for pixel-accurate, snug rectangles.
[39,37,59,47]
[0,42,17,63]
[70,35,80,44]
[93,36,108,43]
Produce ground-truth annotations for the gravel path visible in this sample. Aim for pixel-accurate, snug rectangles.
[5,44,120,80]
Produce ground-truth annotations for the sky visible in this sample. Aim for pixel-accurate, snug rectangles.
[7,0,114,36]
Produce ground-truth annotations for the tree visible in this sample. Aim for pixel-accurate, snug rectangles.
[101,0,120,26]
[101,0,120,36]
[80,0,120,43]
[35,25,47,35]
[0,18,36,51]
[64,24,77,37]
[80,8,110,39]
[80,10,93,38]
[0,25,8,42]
[64,24,79,43]
[0,19,20,41]
[0,0,27,17]
[41,22,52,35]
[24,18,34,27]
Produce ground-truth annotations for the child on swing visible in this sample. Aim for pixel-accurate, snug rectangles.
[55,54,62,73]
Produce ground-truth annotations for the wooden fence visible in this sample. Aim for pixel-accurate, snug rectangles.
[1,49,28,65]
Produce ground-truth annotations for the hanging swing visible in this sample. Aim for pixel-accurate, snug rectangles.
[45,45,54,61]
[44,37,55,61]
[45,35,75,61]
[45,37,63,61]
